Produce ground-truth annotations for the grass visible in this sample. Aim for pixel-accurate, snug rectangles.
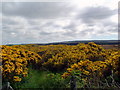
[11,68,84,89]
[12,68,70,89]
[13,68,50,89]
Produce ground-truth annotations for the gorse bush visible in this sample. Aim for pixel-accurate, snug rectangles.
[1,45,42,82]
[1,42,120,88]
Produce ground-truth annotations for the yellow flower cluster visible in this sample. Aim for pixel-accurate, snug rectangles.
[16,42,118,74]
[13,76,22,82]
[62,50,119,78]
[1,42,119,82]
[1,45,42,82]
[41,42,109,71]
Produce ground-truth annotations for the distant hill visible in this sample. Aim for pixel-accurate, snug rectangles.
[37,40,119,45]
[6,40,119,46]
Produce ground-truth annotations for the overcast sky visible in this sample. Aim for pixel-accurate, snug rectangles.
[1,0,118,44]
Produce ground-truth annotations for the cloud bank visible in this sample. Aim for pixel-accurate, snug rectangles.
[2,1,118,44]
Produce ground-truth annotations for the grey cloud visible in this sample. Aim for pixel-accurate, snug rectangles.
[2,2,118,44]
[63,23,76,30]
[2,2,74,19]
[63,30,75,37]
[108,25,118,33]
[101,22,118,33]
[39,31,52,35]
[77,6,117,23]
[2,17,19,25]
[62,27,92,38]
[63,6,117,32]
[63,19,81,31]
[80,29,94,34]
[41,21,61,28]
[62,30,91,39]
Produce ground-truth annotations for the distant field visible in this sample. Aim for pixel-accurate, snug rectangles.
[101,45,119,49]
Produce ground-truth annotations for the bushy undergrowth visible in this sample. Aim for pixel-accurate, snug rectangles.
[1,42,120,89]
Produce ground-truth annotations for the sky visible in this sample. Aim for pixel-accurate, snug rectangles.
[1,0,119,44]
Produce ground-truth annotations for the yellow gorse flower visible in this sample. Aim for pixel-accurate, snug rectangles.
[1,42,119,83]
[1,45,42,82]
[13,76,21,82]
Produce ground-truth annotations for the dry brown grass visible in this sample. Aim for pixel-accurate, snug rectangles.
[101,45,119,49]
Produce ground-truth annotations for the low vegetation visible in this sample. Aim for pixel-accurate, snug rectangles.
[1,42,120,89]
